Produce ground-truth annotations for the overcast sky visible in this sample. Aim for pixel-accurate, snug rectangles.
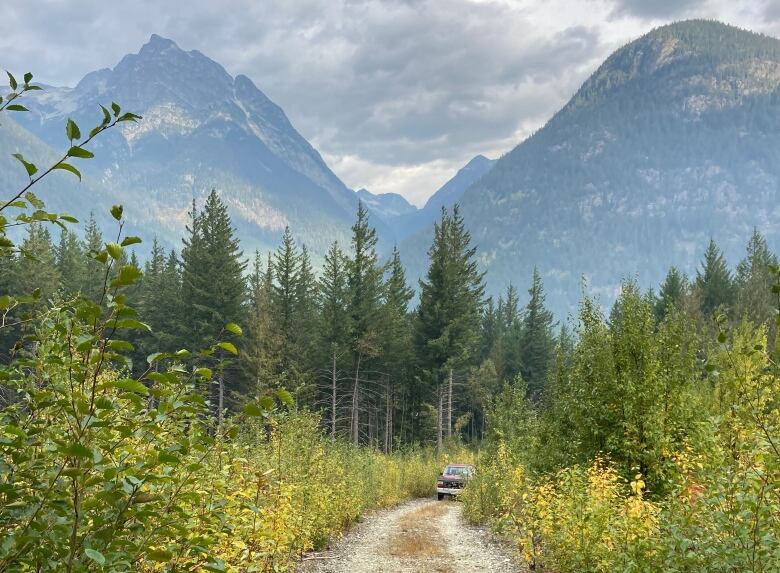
[2,0,779,205]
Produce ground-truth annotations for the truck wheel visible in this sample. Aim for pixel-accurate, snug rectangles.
[437,493,444,501]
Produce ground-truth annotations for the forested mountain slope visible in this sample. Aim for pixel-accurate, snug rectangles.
[455,20,780,314]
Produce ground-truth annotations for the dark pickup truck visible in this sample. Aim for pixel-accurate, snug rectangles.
[436,463,475,500]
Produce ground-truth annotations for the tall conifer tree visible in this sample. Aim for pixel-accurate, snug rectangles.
[317,242,350,437]
[734,228,778,326]
[181,190,247,415]
[346,202,384,444]
[55,229,86,296]
[695,239,734,317]
[518,267,555,397]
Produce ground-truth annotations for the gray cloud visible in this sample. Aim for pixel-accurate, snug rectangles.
[0,0,777,204]
[609,0,709,19]
[765,0,780,22]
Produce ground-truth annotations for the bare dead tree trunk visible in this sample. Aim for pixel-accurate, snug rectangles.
[218,377,224,432]
[400,389,407,445]
[384,382,390,454]
[351,354,361,445]
[437,383,443,452]
[368,404,375,447]
[447,368,453,439]
[331,348,337,438]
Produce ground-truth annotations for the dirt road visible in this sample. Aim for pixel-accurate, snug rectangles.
[298,498,523,573]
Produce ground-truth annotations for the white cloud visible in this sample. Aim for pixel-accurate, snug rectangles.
[1,0,778,203]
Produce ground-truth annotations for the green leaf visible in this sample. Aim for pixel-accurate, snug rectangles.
[59,214,79,223]
[106,242,122,260]
[717,331,727,343]
[225,322,243,336]
[147,352,164,364]
[275,388,294,407]
[84,548,105,566]
[7,71,17,91]
[5,104,28,112]
[147,549,173,562]
[67,146,94,159]
[65,118,81,141]
[259,395,274,411]
[23,72,32,85]
[244,402,264,417]
[121,236,142,247]
[217,341,238,355]
[110,265,143,288]
[64,442,92,458]
[111,102,121,117]
[111,204,123,221]
[109,340,134,352]
[195,367,213,379]
[0,295,12,310]
[110,379,149,395]
[53,162,81,181]
[100,104,111,124]
[115,319,151,332]
[117,112,142,122]
[25,191,44,208]
[12,153,37,177]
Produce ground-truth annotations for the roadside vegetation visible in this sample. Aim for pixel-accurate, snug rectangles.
[462,285,780,572]
[1,65,778,573]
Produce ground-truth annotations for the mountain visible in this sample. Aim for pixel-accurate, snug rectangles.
[356,188,416,222]
[383,154,495,241]
[446,20,780,315]
[422,155,495,216]
[7,34,372,258]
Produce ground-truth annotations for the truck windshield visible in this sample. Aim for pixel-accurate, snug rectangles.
[444,465,472,477]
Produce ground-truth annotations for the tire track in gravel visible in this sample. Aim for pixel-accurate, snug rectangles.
[298,498,522,573]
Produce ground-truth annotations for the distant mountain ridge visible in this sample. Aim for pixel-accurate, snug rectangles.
[356,188,416,222]
[7,34,373,258]
[445,20,780,315]
[357,155,495,240]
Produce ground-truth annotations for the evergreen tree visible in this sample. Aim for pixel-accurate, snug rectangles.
[55,229,85,296]
[181,191,247,414]
[415,205,484,448]
[695,239,734,318]
[317,242,350,437]
[379,246,414,452]
[518,267,555,397]
[345,202,385,444]
[81,213,104,301]
[656,266,686,321]
[499,283,523,383]
[181,192,246,346]
[479,297,498,364]
[271,226,301,385]
[16,224,60,305]
[734,228,778,327]
[243,252,280,395]
[139,240,182,354]
[294,244,318,391]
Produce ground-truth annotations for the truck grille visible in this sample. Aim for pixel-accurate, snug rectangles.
[442,480,464,489]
